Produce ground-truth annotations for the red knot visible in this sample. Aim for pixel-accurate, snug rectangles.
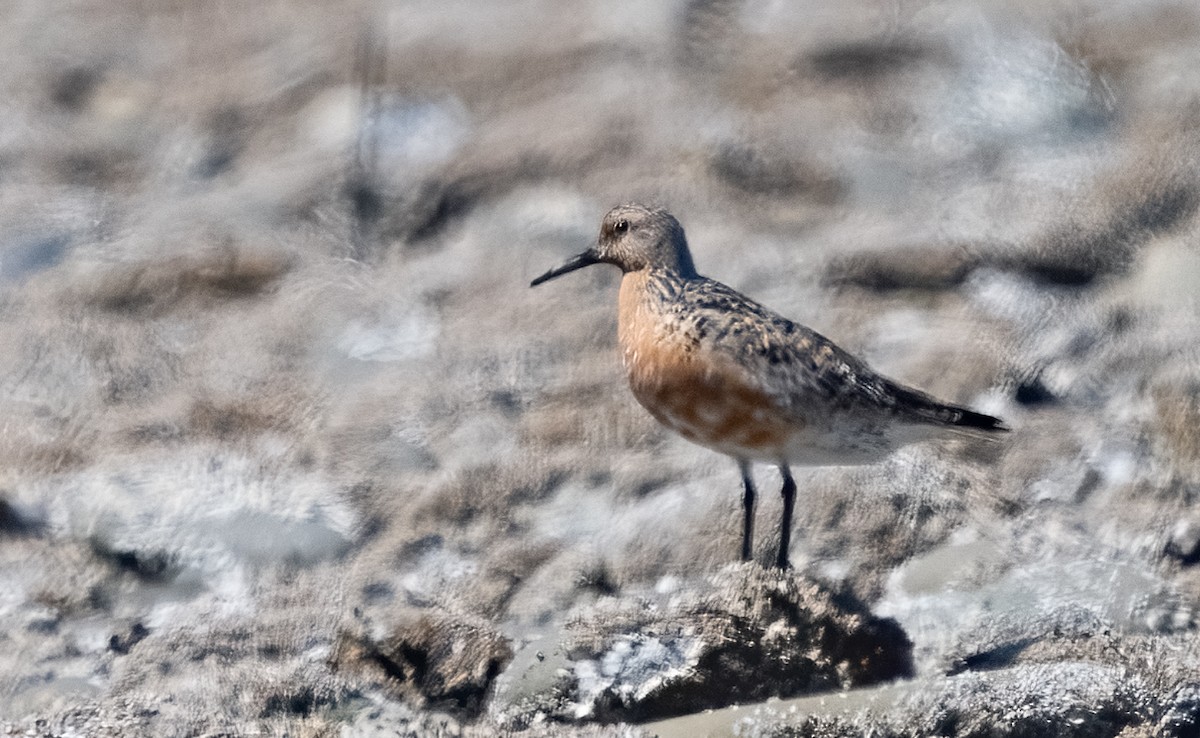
[531,204,1007,569]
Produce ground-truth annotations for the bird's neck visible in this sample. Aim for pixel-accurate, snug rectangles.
[617,271,652,348]
[618,267,684,314]
[617,268,688,352]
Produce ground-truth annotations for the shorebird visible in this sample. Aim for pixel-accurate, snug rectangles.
[531,204,1007,569]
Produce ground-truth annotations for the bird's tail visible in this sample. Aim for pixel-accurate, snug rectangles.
[947,406,1008,432]
[890,384,1009,436]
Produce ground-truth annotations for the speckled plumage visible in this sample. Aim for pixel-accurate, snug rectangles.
[532,203,1007,568]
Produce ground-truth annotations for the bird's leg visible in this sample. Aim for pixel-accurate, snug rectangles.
[776,465,796,569]
[738,459,756,562]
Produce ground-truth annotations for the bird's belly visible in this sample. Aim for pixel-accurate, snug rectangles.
[624,349,905,465]
[626,353,797,461]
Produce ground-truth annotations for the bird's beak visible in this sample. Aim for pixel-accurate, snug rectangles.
[529,249,602,287]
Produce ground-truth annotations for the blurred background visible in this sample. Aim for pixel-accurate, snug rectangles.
[2,0,1200,735]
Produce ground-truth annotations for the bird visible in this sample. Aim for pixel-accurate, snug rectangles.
[530,204,1007,569]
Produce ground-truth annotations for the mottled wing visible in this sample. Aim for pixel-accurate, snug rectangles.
[673,278,1005,433]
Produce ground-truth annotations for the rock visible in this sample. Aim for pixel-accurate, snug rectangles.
[1153,379,1200,481]
[83,243,292,315]
[822,245,981,291]
[1158,682,1200,738]
[749,662,1147,738]
[802,39,948,82]
[493,563,912,725]
[332,609,513,718]
[338,697,463,738]
[0,497,43,536]
[1013,371,1057,406]
[823,170,1200,293]
[1167,520,1200,566]
[708,142,843,202]
[943,606,1115,676]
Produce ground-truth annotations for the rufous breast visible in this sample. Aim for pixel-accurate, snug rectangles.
[617,273,796,459]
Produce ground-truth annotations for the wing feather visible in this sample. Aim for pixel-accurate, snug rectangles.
[671,277,1006,433]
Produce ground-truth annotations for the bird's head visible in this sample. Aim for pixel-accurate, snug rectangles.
[530,204,697,286]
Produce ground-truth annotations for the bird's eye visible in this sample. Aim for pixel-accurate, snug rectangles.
[613,219,629,235]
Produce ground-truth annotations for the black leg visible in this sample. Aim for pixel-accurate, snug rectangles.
[776,465,796,569]
[739,460,755,562]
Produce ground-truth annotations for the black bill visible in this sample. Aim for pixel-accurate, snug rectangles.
[529,250,601,287]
